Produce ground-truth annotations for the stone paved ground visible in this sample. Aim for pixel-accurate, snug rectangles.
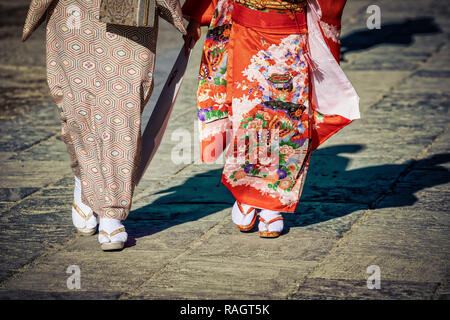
[0,0,448,299]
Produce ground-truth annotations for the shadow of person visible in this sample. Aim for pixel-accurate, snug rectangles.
[124,144,450,246]
[340,17,441,60]
[285,147,450,232]
[123,168,235,246]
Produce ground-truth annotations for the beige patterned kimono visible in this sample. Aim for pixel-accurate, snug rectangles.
[23,0,185,219]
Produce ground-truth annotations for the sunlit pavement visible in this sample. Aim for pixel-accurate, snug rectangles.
[0,0,448,299]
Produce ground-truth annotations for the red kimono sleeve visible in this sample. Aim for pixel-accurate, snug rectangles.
[317,0,347,63]
[182,0,216,26]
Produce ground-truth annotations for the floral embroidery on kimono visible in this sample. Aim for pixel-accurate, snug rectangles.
[186,0,359,212]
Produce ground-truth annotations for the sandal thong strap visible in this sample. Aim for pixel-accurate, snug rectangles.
[259,216,284,229]
[99,227,126,239]
[237,201,256,216]
[73,201,94,221]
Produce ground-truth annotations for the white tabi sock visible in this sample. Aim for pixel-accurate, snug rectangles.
[231,201,257,227]
[72,176,97,230]
[98,218,128,244]
[258,209,283,233]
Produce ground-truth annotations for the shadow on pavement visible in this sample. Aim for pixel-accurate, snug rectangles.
[124,144,450,246]
[341,17,441,60]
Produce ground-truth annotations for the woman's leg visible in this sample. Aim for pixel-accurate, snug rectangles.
[223,22,312,215]
[46,0,157,249]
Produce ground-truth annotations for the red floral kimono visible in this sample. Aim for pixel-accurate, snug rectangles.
[183,0,359,212]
